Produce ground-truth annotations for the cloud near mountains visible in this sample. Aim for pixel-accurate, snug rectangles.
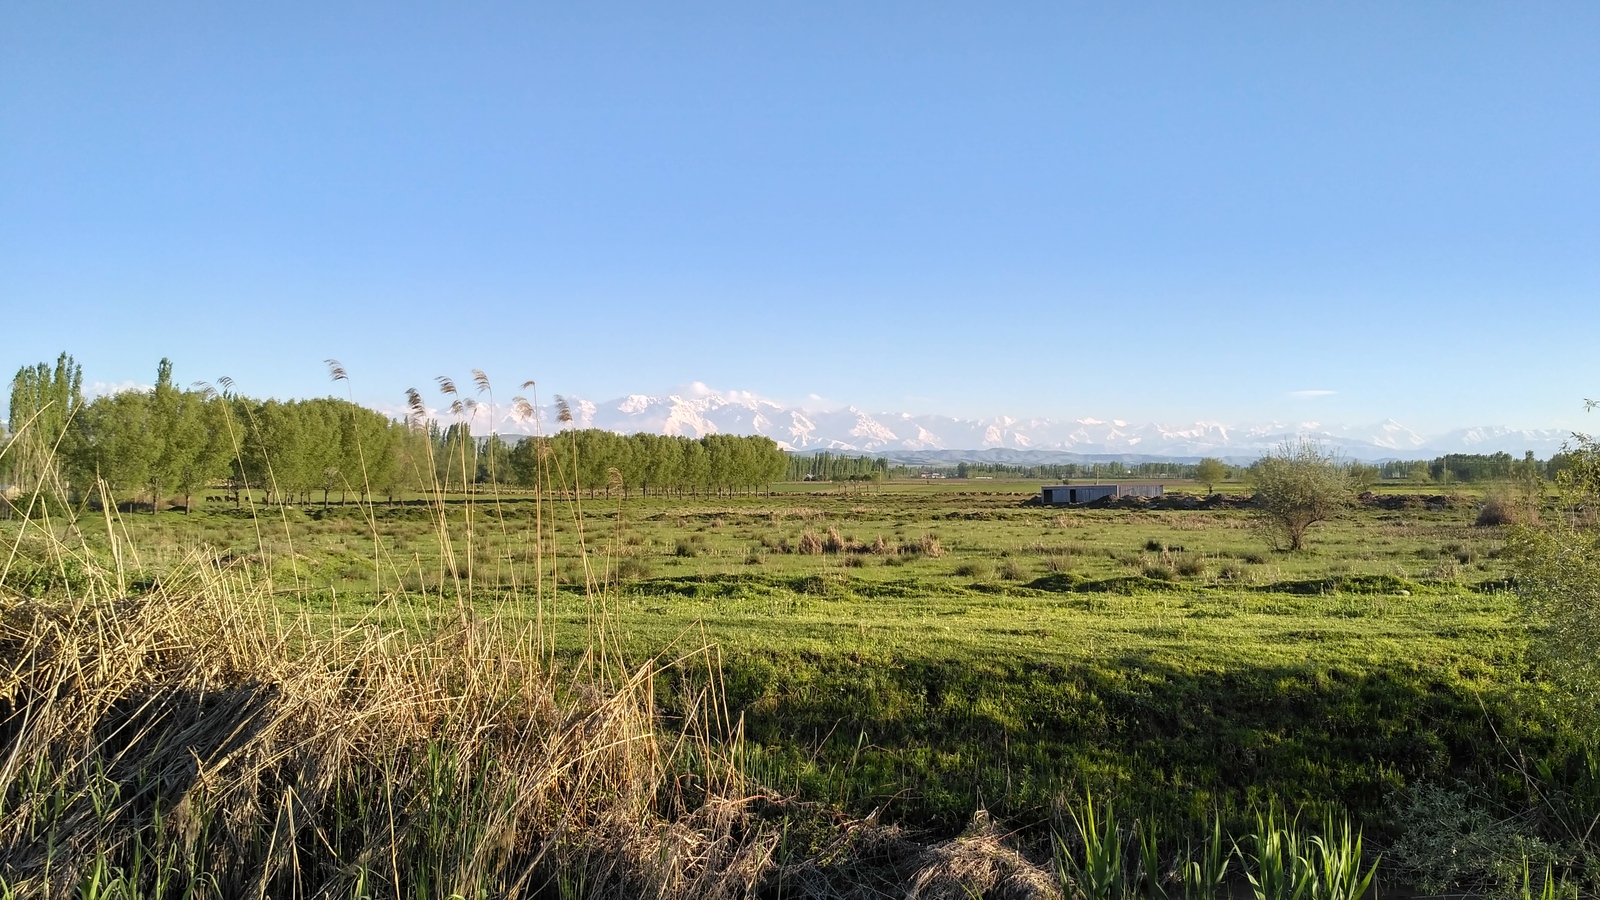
[434,384,1570,462]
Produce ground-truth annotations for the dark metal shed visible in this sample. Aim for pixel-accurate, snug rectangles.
[1040,483,1164,505]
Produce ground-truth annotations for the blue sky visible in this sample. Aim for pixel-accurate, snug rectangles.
[3,2,1597,433]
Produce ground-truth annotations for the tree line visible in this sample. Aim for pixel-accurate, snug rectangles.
[1378,451,1570,485]
[948,459,1225,481]
[2,354,792,512]
[5,354,1567,511]
[796,452,1570,487]
[4,354,420,511]
[786,452,891,482]
[501,430,788,498]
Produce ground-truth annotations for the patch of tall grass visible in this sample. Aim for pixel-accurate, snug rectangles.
[0,533,782,896]
[0,386,789,897]
[1050,797,1379,900]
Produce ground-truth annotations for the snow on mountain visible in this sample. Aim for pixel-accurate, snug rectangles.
[488,385,1568,461]
[1417,426,1572,457]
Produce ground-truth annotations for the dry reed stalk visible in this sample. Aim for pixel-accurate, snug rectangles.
[0,403,785,898]
[0,533,775,898]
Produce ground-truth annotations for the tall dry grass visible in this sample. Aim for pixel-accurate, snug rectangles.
[0,372,1075,899]
[0,374,786,898]
[0,531,786,898]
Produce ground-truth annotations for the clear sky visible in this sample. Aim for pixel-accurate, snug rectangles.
[3,2,1597,433]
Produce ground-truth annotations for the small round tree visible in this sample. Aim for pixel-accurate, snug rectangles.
[1194,457,1227,495]
[1248,439,1353,551]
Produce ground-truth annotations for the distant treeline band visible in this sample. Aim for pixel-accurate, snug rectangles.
[3,355,789,510]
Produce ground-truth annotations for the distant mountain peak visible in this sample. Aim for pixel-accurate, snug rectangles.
[486,385,1568,461]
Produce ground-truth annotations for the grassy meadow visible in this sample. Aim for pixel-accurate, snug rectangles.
[3,472,1592,896]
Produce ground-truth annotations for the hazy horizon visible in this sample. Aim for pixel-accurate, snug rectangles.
[32,371,1600,446]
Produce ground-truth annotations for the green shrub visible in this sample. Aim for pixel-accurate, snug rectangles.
[616,557,654,580]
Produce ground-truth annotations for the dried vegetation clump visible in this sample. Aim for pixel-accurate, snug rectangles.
[1475,492,1539,527]
[0,539,1055,897]
[0,537,786,897]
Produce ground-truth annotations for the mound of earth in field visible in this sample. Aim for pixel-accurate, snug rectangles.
[1019,493,1258,510]
[1356,492,1472,511]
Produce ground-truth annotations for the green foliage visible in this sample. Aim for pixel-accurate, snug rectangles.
[4,352,83,502]
[11,353,426,511]
[1344,463,1378,491]
[513,429,788,497]
[1249,440,1354,551]
[1050,797,1378,900]
[788,451,890,482]
[1242,806,1314,900]
[1055,794,1128,900]
[1511,426,1600,740]
[1194,458,1227,494]
[1433,452,1518,484]
[1386,780,1564,897]
[1182,815,1231,900]
[1307,814,1377,900]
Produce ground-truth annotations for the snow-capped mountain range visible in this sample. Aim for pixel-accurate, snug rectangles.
[470,383,1573,462]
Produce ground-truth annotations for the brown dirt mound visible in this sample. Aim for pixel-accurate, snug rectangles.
[1357,492,1471,511]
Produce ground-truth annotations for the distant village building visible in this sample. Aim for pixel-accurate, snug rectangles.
[1040,483,1164,505]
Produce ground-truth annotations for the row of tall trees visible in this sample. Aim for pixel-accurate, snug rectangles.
[421,428,790,498]
[1377,452,1565,484]
[4,355,421,511]
[505,430,789,497]
[3,355,791,510]
[906,459,1238,482]
[940,455,1562,486]
[786,452,890,482]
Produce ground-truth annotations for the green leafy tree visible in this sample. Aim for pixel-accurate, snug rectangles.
[388,422,433,502]
[6,352,84,501]
[682,440,710,497]
[477,434,512,486]
[169,391,234,513]
[244,400,312,504]
[146,359,189,512]
[1194,457,1227,494]
[351,412,398,502]
[67,390,156,509]
[1510,403,1600,738]
[508,436,543,491]
[1346,461,1380,491]
[1248,439,1354,551]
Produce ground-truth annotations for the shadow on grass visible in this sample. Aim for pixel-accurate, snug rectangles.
[691,647,1557,837]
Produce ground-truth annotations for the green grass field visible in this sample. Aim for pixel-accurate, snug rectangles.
[15,478,1559,839]
[9,473,1595,897]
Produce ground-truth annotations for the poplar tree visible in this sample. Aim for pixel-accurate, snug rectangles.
[6,353,84,501]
